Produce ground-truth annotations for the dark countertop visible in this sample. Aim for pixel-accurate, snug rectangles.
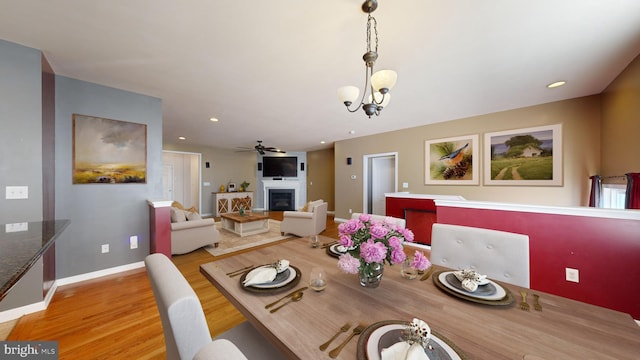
[0,220,70,302]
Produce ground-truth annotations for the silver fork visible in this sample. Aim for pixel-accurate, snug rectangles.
[519,290,530,311]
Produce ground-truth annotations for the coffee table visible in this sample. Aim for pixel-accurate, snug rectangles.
[220,212,269,237]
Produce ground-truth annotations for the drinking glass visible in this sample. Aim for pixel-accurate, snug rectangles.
[401,258,418,280]
[309,267,327,292]
[309,235,319,248]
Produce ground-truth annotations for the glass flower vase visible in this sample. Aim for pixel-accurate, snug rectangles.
[359,263,384,288]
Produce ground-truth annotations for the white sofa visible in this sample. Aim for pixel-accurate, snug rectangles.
[280,199,328,237]
[170,207,219,255]
[430,223,530,287]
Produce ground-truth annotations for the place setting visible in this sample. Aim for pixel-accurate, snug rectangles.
[355,318,468,360]
[237,259,301,293]
[431,268,514,306]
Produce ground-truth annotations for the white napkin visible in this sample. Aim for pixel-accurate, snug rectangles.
[381,342,429,360]
[453,269,488,292]
[242,260,290,287]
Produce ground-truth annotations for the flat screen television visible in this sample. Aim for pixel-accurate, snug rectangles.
[262,156,297,177]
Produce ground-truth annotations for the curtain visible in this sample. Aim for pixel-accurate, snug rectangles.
[588,175,602,207]
[625,173,640,209]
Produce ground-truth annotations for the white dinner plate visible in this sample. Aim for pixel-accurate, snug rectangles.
[438,271,506,300]
[247,266,297,289]
[365,323,462,360]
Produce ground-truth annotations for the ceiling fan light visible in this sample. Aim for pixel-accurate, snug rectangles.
[371,70,397,92]
[337,86,360,104]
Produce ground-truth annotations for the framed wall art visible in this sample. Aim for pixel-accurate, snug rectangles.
[72,114,147,184]
[484,124,562,186]
[425,134,479,185]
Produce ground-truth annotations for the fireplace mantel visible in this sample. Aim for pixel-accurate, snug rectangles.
[262,180,302,210]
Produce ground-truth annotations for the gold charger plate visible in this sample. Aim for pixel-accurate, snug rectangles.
[432,270,514,306]
[356,320,468,360]
[239,265,301,293]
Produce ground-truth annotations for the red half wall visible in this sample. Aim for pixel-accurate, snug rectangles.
[436,201,640,319]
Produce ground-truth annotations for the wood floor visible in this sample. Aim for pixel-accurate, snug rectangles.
[4,212,339,359]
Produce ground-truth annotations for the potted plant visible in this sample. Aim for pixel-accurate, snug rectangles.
[240,180,250,192]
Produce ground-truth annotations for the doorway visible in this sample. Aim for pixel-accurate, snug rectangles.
[162,151,201,211]
[362,152,398,215]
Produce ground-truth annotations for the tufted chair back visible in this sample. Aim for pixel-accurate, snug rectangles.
[351,213,406,228]
[430,223,530,287]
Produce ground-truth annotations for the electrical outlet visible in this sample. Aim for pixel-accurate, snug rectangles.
[5,186,28,199]
[130,235,138,249]
[402,182,409,189]
[6,222,28,232]
[565,268,579,283]
[101,244,110,254]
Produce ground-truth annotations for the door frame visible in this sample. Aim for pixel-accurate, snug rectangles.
[362,152,398,215]
[162,150,202,212]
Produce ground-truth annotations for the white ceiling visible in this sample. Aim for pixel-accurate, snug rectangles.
[1,0,639,153]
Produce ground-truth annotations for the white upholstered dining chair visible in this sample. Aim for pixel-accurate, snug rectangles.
[430,223,530,287]
[351,212,406,228]
[145,253,285,360]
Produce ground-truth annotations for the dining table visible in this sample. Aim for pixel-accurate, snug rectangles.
[200,236,640,359]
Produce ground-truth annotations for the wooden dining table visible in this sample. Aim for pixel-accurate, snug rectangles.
[200,236,640,359]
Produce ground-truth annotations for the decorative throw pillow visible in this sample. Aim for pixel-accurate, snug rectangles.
[170,207,187,223]
[186,211,202,221]
[301,201,312,212]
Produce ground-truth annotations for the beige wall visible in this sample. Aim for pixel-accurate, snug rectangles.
[601,53,640,176]
[334,96,602,220]
[163,143,258,215]
[307,148,335,211]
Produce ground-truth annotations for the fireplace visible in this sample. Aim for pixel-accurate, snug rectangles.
[268,189,295,211]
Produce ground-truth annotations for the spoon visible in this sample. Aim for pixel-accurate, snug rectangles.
[269,291,303,313]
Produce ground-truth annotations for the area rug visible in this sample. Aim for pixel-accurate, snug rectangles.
[204,220,292,256]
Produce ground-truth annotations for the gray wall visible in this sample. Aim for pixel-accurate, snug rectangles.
[0,39,43,223]
[55,76,162,278]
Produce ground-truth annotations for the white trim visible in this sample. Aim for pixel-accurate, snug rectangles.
[0,299,48,322]
[385,193,465,200]
[434,199,640,220]
[363,152,398,214]
[147,200,173,208]
[56,261,145,286]
[0,261,146,322]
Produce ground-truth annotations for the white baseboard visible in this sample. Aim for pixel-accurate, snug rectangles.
[0,261,145,322]
[56,261,145,286]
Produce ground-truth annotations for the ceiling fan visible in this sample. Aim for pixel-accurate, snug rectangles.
[237,140,286,155]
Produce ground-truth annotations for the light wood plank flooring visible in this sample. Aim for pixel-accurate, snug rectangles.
[3,212,338,359]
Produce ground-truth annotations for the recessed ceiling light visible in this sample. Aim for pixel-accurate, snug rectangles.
[349,130,356,134]
[178,136,186,140]
[547,81,566,89]
[209,117,219,122]
[320,141,326,144]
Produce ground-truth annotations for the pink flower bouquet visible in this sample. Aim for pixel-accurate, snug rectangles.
[337,213,417,275]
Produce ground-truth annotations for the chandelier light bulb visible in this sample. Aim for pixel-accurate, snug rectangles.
[371,70,397,93]
[337,86,360,105]
[368,91,391,107]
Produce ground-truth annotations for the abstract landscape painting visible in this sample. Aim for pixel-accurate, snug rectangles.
[73,114,147,184]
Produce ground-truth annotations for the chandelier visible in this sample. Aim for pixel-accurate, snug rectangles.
[338,0,397,118]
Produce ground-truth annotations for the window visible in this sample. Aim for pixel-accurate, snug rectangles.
[602,184,626,209]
